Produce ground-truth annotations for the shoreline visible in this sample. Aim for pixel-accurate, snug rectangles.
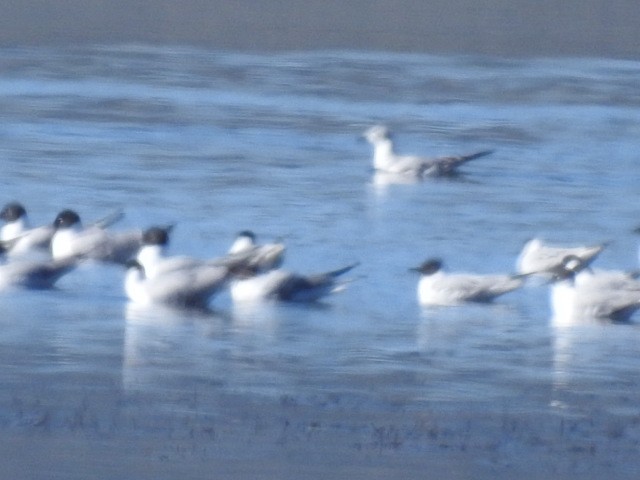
[3,390,638,479]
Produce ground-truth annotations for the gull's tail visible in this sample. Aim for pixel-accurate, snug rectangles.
[458,149,494,164]
[325,262,361,279]
[435,150,495,176]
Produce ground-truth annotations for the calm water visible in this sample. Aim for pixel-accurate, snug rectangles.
[1,46,640,469]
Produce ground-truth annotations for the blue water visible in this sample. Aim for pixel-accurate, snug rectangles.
[1,45,640,475]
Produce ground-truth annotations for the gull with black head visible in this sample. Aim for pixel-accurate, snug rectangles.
[550,255,640,325]
[51,209,142,264]
[228,230,285,272]
[411,258,526,306]
[124,257,232,309]
[0,202,54,258]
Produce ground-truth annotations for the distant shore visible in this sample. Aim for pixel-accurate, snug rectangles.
[2,1,640,58]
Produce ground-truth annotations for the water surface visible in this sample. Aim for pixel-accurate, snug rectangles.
[1,46,640,477]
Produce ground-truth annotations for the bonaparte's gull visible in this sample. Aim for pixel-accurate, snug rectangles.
[51,209,142,264]
[230,262,359,303]
[0,257,78,290]
[516,238,607,276]
[227,230,285,272]
[550,256,640,325]
[135,226,255,278]
[137,226,286,281]
[411,258,525,306]
[124,259,232,309]
[0,202,53,258]
[362,125,493,178]
[134,225,193,279]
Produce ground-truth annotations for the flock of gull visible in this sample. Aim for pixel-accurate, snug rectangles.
[2,124,639,324]
[0,202,358,308]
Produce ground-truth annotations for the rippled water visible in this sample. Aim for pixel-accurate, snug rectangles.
[1,46,640,476]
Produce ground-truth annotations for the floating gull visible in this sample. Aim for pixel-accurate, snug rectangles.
[0,256,78,290]
[51,209,142,264]
[134,225,196,279]
[230,262,359,303]
[411,258,525,306]
[227,230,285,272]
[0,202,54,258]
[550,255,640,325]
[516,238,607,276]
[362,125,493,178]
[136,226,271,281]
[124,258,231,309]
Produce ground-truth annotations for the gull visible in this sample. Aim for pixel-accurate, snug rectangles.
[134,225,194,279]
[227,230,285,272]
[550,256,640,325]
[51,209,142,264]
[137,227,285,280]
[411,258,525,306]
[516,238,607,276]
[362,125,493,178]
[0,256,78,290]
[124,259,232,309]
[0,202,54,258]
[230,262,359,303]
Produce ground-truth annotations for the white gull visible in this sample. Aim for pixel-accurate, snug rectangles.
[411,258,525,306]
[51,209,142,264]
[230,262,359,303]
[227,230,285,272]
[550,255,640,325]
[0,202,54,258]
[124,258,231,309]
[362,125,493,178]
[0,256,78,290]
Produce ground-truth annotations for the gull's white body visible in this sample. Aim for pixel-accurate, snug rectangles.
[136,244,204,279]
[0,213,53,258]
[363,125,493,178]
[416,269,524,306]
[125,261,230,308]
[52,224,142,264]
[227,231,285,273]
[0,257,77,290]
[550,257,640,325]
[230,263,358,303]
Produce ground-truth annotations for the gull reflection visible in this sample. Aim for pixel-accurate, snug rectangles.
[122,302,222,393]
[231,300,281,336]
[369,171,420,197]
[550,315,616,411]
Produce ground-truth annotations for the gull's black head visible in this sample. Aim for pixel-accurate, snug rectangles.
[53,209,81,229]
[552,255,586,281]
[411,258,443,276]
[142,225,173,246]
[236,230,256,242]
[0,202,27,222]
